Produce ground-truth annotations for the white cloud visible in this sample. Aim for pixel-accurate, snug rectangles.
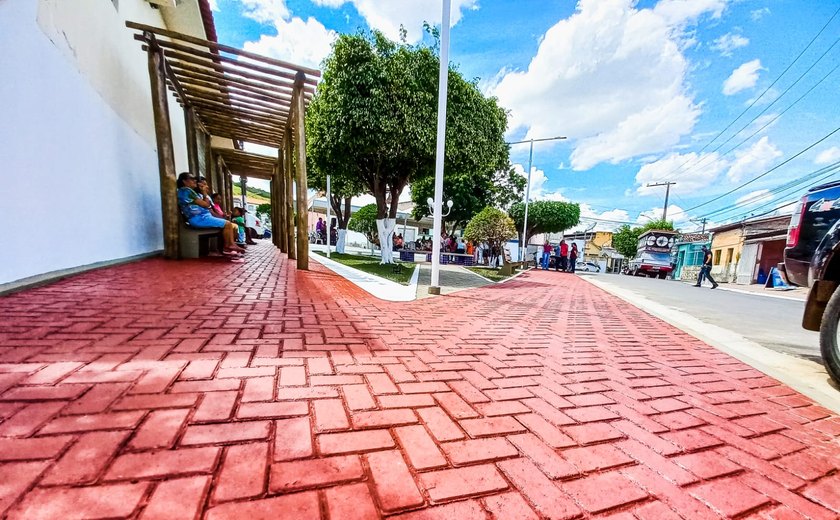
[491,0,724,171]
[634,151,728,195]
[208,0,220,11]
[512,163,568,202]
[311,0,479,43]
[243,17,337,70]
[240,0,290,23]
[723,59,763,95]
[750,7,770,22]
[726,136,782,182]
[735,189,773,207]
[711,32,749,56]
[815,146,840,165]
[637,204,691,227]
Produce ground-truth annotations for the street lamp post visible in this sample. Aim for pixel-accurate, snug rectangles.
[429,0,452,296]
[508,136,566,261]
[326,174,331,258]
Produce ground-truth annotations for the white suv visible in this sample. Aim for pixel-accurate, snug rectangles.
[236,203,266,238]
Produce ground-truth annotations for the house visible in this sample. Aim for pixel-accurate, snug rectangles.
[3,0,319,291]
[2,0,217,289]
[672,233,711,281]
[708,215,791,284]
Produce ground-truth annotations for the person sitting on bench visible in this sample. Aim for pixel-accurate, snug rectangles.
[177,172,244,256]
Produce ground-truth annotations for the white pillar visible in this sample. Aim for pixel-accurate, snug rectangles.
[326,175,331,258]
[430,0,452,293]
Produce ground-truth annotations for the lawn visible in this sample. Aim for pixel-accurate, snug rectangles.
[316,251,414,285]
[465,266,514,283]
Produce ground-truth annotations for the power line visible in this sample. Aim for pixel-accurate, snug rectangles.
[698,159,840,220]
[649,6,840,183]
[682,124,840,213]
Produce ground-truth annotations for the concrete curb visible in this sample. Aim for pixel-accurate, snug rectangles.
[583,276,840,414]
[310,251,418,302]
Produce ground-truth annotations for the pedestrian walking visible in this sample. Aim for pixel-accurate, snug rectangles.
[694,246,719,289]
[569,243,578,273]
[541,241,552,270]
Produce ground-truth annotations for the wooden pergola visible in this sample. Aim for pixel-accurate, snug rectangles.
[128,21,319,269]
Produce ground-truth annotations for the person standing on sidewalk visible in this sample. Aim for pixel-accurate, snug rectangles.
[559,240,569,272]
[541,241,552,270]
[569,243,578,273]
[694,246,719,289]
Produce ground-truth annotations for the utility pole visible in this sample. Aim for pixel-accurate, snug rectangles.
[647,181,676,221]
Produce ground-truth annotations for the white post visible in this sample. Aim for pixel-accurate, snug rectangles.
[429,0,451,294]
[326,175,331,258]
[520,139,534,262]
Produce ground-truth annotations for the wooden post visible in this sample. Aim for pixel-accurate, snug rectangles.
[185,107,199,175]
[215,155,225,210]
[274,157,287,252]
[145,35,180,259]
[204,132,214,188]
[293,72,309,270]
[284,131,296,261]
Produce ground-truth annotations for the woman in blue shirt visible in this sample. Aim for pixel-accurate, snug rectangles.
[177,172,244,255]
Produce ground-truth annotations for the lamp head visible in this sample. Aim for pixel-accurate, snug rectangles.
[446,200,453,208]
[427,197,434,206]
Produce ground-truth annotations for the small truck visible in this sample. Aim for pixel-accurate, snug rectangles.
[627,230,677,279]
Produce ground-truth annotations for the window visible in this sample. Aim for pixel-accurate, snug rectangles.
[714,250,722,265]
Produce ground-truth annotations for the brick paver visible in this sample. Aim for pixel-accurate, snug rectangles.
[1,242,839,518]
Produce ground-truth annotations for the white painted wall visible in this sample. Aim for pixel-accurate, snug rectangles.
[0,0,191,285]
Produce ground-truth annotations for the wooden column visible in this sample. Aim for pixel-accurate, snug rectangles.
[274,157,287,252]
[145,35,180,259]
[215,155,225,209]
[203,133,214,188]
[293,72,309,270]
[277,148,288,253]
[284,131,296,261]
[184,107,199,175]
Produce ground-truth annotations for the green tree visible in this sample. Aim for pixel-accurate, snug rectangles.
[508,200,581,246]
[611,219,677,259]
[256,203,271,221]
[411,166,525,234]
[308,30,510,262]
[612,225,639,259]
[348,204,379,246]
[464,207,517,252]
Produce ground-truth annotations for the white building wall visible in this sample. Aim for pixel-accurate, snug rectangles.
[0,0,191,286]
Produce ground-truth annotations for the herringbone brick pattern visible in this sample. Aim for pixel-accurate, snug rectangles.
[1,242,838,519]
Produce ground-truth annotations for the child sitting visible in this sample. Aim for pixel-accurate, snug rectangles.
[231,207,247,246]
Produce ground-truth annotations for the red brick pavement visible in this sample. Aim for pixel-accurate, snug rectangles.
[1,242,839,519]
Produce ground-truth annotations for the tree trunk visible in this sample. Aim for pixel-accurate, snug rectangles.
[376,218,396,264]
[336,229,347,254]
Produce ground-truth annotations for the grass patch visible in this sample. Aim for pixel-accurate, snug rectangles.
[465,266,513,283]
[316,251,414,285]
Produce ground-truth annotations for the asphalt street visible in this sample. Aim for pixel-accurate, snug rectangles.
[589,273,821,364]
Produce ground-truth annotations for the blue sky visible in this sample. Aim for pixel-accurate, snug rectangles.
[212,0,840,231]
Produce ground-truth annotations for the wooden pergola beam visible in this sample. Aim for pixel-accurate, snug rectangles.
[127,21,321,79]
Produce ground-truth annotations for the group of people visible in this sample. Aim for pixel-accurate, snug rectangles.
[176,172,254,262]
[541,239,578,273]
[314,217,337,244]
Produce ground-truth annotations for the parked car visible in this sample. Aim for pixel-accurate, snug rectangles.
[235,202,266,238]
[783,180,840,384]
[576,261,601,272]
[627,251,672,279]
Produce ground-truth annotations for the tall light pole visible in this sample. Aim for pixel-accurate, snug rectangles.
[647,181,676,221]
[429,0,451,296]
[326,174,331,258]
[508,136,566,261]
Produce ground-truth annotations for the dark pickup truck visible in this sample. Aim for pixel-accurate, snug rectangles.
[783,180,840,383]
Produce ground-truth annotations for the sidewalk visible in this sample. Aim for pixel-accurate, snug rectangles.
[0,242,838,519]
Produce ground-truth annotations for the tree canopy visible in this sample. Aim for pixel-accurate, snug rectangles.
[411,167,525,233]
[347,203,379,245]
[307,30,511,222]
[463,207,517,249]
[612,219,677,259]
[508,200,581,245]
